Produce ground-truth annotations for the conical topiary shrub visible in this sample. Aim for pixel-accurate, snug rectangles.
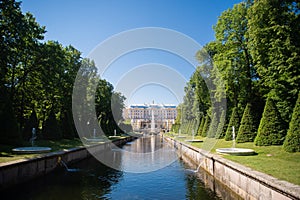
[0,98,22,145]
[23,110,38,140]
[283,93,300,152]
[236,103,257,143]
[43,109,62,140]
[255,97,286,146]
[207,113,218,138]
[201,115,210,137]
[216,109,226,139]
[225,107,240,141]
[61,110,76,139]
[197,117,205,136]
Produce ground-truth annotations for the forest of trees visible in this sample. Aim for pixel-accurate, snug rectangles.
[0,0,129,145]
[175,0,300,152]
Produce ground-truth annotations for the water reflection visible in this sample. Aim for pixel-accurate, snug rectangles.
[1,135,240,200]
[95,135,177,173]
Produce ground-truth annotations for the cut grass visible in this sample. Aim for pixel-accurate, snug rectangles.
[166,132,300,186]
[0,139,84,163]
[0,135,133,164]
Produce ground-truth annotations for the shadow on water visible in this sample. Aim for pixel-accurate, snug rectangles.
[1,135,241,200]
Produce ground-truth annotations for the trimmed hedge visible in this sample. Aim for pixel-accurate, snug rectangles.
[207,113,218,138]
[216,109,226,139]
[43,109,63,140]
[255,97,286,146]
[283,93,300,152]
[225,107,240,141]
[22,110,38,140]
[197,117,205,136]
[236,103,257,143]
[0,99,22,145]
[201,115,210,137]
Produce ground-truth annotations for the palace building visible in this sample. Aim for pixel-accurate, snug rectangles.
[123,103,177,132]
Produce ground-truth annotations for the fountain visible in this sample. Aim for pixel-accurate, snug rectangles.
[85,128,105,143]
[150,109,157,134]
[177,129,186,138]
[185,129,202,143]
[58,157,81,172]
[12,128,52,154]
[216,126,255,156]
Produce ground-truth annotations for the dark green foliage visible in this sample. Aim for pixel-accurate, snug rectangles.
[171,123,180,133]
[247,0,300,123]
[43,110,62,140]
[22,110,38,140]
[61,110,77,139]
[207,113,218,138]
[201,115,210,137]
[197,117,205,136]
[225,107,240,141]
[236,103,257,143]
[255,97,286,146]
[283,93,300,152]
[0,94,22,145]
[216,109,226,139]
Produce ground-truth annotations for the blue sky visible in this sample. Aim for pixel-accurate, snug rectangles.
[21,0,243,106]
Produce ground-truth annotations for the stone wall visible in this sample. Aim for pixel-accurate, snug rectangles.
[0,137,133,190]
[164,137,300,200]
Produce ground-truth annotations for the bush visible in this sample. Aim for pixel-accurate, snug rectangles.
[283,93,300,152]
[22,110,38,140]
[216,109,226,139]
[201,115,210,137]
[61,110,77,139]
[43,109,63,140]
[225,107,240,141]
[197,117,205,136]
[255,97,286,146]
[236,103,257,143]
[171,123,180,133]
[207,113,218,138]
[0,98,22,145]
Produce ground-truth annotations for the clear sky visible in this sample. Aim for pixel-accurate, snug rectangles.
[21,0,243,106]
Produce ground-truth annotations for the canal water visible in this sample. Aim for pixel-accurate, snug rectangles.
[2,136,239,200]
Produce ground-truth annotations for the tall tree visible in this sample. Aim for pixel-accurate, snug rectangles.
[213,2,255,113]
[247,0,300,123]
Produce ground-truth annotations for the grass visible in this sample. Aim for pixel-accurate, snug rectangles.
[0,138,84,164]
[0,134,134,164]
[165,132,300,186]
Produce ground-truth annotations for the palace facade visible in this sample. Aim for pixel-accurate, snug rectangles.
[123,103,177,132]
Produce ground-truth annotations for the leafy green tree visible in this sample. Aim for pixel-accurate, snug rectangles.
[236,103,257,143]
[283,93,300,152]
[255,97,286,146]
[201,115,210,137]
[225,107,240,141]
[247,0,300,123]
[43,109,62,140]
[212,2,255,113]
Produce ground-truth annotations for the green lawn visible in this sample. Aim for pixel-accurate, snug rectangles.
[166,132,300,186]
[0,135,133,164]
[0,139,83,163]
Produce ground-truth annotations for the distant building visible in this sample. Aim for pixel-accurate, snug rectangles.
[123,103,177,132]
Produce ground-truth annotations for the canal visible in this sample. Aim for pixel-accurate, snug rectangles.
[2,136,239,199]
